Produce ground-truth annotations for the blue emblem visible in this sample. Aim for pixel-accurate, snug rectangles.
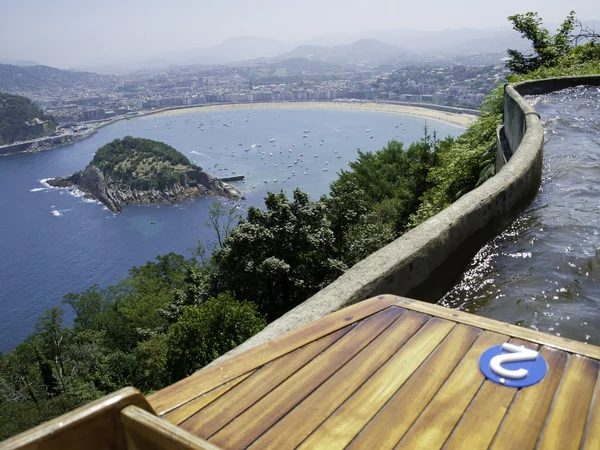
[479,343,548,387]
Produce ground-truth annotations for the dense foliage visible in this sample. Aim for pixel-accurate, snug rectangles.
[2,9,599,441]
[91,136,201,190]
[0,93,58,145]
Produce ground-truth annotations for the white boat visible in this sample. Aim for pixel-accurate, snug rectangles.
[264,180,268,183]
[366,129,370,132]
[337,155,342,158]
[322,168,328,171]
[269,138,275,142]
[274,178,277,182]
[304,129,310,133]
[369,135,374,139]
[303,134,308,138]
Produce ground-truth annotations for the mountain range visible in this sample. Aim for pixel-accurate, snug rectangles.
[81,26,539,73]
[15,20,600,74]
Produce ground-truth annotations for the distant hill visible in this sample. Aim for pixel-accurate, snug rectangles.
[0,64,115,92]
[159,36,293,67]
[0,59,40,67]
[0,92,58,145]
[275,39,412,64]
[47,136,238,212]
[297,27,532,56]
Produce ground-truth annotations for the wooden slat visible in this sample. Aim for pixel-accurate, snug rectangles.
[396,331,509,450]
[0,387,154,450]
[537,355,599,450]
[297,318,455,450]
[164,371,255,425]
[443,339,538,450]
[150,295,400,415]
[248,311,432,450]
[582,372,600,450]
[346,324,480,450]
[395,297,600,360]
[181,327,349,435]
[121,406,222,450]
[208,307,412,449]
[490,346,568,450]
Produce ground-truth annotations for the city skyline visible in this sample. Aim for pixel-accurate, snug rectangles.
[1,0,599,68]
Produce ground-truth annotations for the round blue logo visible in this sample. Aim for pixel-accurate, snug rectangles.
[479,343,547,388]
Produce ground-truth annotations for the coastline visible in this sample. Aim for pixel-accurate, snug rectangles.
[1,101,477,157]
[151,101,478,128]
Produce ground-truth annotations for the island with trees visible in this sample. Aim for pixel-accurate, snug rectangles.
[0,93,58,145]
[47,136,239,212]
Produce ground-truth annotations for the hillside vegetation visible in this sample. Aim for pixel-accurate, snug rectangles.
[91,136,200,191]
[0,93,58,145]
[1,10,599,440]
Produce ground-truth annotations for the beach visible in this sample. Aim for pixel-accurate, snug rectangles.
[152,101,478,128]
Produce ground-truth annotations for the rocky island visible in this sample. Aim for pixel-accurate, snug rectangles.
[47,136,239,212]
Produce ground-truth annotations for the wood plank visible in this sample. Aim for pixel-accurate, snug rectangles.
[297,318,455,450]
[150,295,400,415]
[396,331,509,450]
[346,324,480,450]
[1,387,154,450]
[164,371,254,425]
[395,297,600,360]
[537,355,599,450]
[121,406,223,450]
[581,372,600,450]
[180,327,349,434]
[442,339,538,450]
[490,346,568,450]
[207,307,417,449]
[248,312,434,450]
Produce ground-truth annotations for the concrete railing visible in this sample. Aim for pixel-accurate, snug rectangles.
[209,75,600,365]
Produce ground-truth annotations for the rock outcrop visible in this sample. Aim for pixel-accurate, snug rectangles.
[48,155,239,213]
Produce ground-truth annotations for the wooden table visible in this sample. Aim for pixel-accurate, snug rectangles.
[149,295,600,450]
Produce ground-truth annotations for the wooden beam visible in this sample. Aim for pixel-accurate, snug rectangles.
[1,387,154,450]
[395,297,600,359]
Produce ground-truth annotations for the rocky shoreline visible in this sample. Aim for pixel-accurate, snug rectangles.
[47,165,239,213]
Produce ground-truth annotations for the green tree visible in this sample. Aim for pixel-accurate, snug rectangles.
[166,293,266,381]
[507,11,578,74]
[210,189,345,318]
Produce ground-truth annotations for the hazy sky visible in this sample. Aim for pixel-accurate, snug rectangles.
[1,0,598,68]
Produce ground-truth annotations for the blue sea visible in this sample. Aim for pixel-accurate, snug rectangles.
[0,107,463,352]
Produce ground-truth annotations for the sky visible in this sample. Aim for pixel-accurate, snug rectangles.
[0,0,598,68]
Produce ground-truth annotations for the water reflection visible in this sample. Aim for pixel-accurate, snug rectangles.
[441,86,600,344]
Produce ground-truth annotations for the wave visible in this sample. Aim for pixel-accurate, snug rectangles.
[39,178,54,188]
[30,187,46,192]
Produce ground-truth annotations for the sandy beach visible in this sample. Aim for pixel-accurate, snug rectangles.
[152,101,478,128]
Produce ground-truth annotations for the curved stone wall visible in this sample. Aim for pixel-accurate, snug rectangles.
[210,75,600,365]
